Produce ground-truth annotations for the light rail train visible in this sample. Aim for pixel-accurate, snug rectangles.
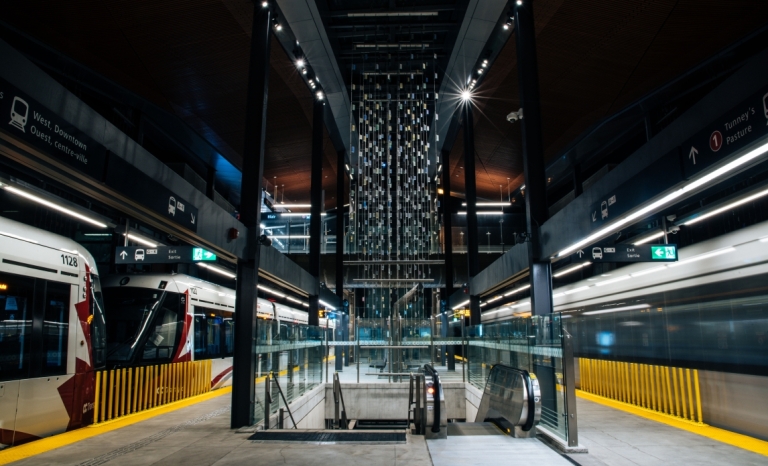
[0,216,331,448]
[102,273,332,389]
[482,218,768,439]
[0,216,106,448]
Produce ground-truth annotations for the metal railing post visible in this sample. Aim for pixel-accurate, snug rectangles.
[562,329,579,447]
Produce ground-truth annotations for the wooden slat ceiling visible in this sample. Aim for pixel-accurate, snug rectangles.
[3,0,767,206]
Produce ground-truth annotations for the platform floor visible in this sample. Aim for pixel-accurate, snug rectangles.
[5,383,768,465]
[569,397,768,466]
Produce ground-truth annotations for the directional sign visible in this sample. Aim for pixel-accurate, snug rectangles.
[577,244,678,263]
[192,248,216,261]
[682,86,768,179]
[116,246,219,264]
[651,245,677,260]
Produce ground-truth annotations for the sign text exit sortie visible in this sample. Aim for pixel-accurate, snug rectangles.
[574,244,678,263]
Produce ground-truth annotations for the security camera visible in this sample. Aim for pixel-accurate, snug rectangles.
[506,108,523,123]
[668,225,680,234]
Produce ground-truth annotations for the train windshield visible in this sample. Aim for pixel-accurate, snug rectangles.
[90,274,107,369]
[102,287,183,364]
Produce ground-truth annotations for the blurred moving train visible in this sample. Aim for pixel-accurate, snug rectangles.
[0,216,329,448]
[482,218,768,440]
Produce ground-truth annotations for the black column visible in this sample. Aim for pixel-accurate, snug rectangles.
[463,103,481,326]
[309,97,324,326]
[515,0,553,317]
[440,150,455,370]
[232,2,271,429]
[206,167,217,200]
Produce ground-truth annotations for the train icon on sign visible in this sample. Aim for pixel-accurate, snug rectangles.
[9,96,29,132]
[168,196,176,216]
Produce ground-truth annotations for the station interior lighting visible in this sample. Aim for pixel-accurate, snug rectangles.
[461,89,472,101]
[461,202,510,206]
[452,299,469,310]
[458,211,504,215]
[296,59,304,68]
[319,299,336,310]
[2,184,108,228]
[682,186,768,226]
[556,139,768,259]
[503,284,530,296]
[583,304,650,316]
[632,231,665,245]
[552,261,591,278]
[267,235,310,239]
[125,233,158,248]
[197,263,236,279]
[257,284,285,297]
[275,204,311,208]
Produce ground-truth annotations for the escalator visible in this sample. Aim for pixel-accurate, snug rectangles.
[473,364,541,436]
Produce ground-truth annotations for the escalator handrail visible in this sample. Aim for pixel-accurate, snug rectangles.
[423,364,441,433]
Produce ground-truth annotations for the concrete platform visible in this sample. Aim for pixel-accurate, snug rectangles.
[568,397,768,466]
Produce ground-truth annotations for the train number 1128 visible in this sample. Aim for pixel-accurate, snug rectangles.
[61,254,78,267]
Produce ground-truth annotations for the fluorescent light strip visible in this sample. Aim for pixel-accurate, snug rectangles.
[503,284,530,296]
[488,296,502,303]
[257,284,285,297]
[461,202,510,207]
[480,302,488,307]
[684,187,768,225]
[0,231,39,244]
[457,211,504,215]
[279,213,327,217]
[633,231,665,245]
[4,186,107,228]
[557,139,768,258]
[595,275,631,287]
[319,299,336,310]
[197,263,236,279]
[125,234,157,248]
[84,233,112,237]
[452,300,469,310]
[583,304,650,316]
[268,235,310,239]
[761,237,768,243]
[667,247,735,268]
[553,262,591,278]
[276,204,311,208]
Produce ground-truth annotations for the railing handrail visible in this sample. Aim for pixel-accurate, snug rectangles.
[271,372,297,429]
[423,364,441,433]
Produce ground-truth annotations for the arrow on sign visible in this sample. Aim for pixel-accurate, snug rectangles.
[591,211,597,222]
[577,250,585,258]
[689,146,698,165]
[654,248,665,258]
[120,250,127,260]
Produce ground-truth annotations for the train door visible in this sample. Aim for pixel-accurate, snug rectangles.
[13,280,73,444]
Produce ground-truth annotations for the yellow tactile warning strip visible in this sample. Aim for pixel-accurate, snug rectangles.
[0,386,231,466]
[577,389,768,457]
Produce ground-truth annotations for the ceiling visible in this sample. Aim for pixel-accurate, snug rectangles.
[2,0,767,207]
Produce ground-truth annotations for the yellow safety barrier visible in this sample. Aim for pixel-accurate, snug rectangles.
[93,360,213,424]
[578,358,704,425]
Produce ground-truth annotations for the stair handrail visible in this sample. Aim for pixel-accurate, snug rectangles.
[270,371,297,429]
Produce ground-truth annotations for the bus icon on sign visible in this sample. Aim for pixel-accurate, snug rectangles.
[168,197,176,216]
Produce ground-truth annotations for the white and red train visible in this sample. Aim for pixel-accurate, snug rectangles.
[0,215,329,449]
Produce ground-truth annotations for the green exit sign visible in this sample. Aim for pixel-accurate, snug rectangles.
[192,248,217,261]
[651,245,677,260]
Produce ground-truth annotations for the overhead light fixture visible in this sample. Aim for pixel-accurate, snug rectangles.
[198,263,236,279]
[3,185,108,228]
[257,284,285,297]
[516,0,523,5]
[277,204,311,208]
[347,12,438,17]
[125,233,157,248]
[302,68,307,75]
[296,59,305,68]
[683,187,768,226]
[437,188,444,195]
[478,69,484,74]
[274,23,282,31]
[667,247,735,268]
[261,1,268,6]
[503,284,530,297]
[267,235,310,239]
[632,231,664,245]
[316,91,324,100]
[556,139,768,258]
[461,89,472,101]
[319,299,336,310]
[279,212,327,217]
[461,202,510,206]
[345,164,350,171]
[583,304,650,316]
[553,261,591,278]
[457,211,504,215]
[452,300,469,310]
[285,295,306,306]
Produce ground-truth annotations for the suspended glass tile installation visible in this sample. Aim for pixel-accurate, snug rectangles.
[349,55,440,319]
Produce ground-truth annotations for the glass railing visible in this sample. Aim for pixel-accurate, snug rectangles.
[253,313,575,445]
